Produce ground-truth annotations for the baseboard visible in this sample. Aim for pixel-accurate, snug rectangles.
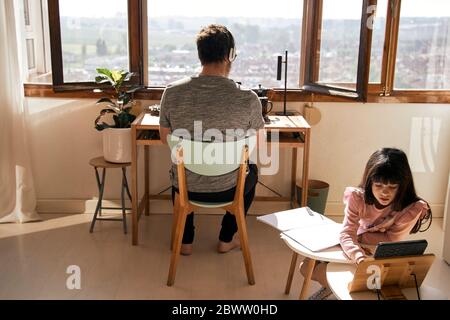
[37,199,445,218]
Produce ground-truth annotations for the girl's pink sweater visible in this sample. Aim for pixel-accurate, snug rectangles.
[340,187,429,263]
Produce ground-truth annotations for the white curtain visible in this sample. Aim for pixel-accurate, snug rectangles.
[0,0,41,223]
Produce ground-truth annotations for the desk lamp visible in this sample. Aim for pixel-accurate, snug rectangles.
[275,50,295,116]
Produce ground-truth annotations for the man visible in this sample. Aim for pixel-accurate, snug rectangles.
[159,24,265,255]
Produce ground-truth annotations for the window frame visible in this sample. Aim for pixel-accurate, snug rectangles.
[24,0,450,104]
[47,0,144,91]
[300,0,376,102]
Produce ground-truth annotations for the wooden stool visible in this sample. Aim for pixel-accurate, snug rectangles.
[89,157,132,234]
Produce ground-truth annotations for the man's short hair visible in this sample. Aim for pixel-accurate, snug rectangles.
[196,24,235,65]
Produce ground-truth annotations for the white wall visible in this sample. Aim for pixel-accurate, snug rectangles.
[26,97,450,217]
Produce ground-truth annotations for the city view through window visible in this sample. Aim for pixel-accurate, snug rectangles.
[57,0,450,90]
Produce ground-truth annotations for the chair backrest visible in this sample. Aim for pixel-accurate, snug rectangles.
[167,134,256,176]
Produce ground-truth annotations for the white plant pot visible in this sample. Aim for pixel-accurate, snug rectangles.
[102,128,132,163]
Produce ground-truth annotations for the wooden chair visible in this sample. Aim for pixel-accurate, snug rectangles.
[166,134,256,286]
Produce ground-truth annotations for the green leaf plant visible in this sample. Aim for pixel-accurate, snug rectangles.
[94,68,139,131]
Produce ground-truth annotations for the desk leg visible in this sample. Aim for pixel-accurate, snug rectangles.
[290,148,298,208]
[285,252,298,294]
[145,145,150,216]
[301,129,311,208]
[299,258,316,300]
[131,128,139,246]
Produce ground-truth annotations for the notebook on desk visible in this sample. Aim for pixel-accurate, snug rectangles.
[282,223,342,252]
[257,207,342,252]
[256,207,335,232]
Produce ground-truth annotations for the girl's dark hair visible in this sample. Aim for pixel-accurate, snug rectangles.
[359,148,432,233]
[196,24,235,65]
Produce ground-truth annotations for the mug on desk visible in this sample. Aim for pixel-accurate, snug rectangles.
[259,97,273,117]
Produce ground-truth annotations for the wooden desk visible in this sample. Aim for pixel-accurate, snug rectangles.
[130,112,311,245]
[326,262,448,300]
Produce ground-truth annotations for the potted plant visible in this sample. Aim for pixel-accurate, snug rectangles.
[94,68,138,163]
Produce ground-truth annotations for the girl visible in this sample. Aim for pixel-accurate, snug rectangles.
[303,148,432,300]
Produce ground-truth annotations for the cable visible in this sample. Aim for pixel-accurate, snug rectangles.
[411,273,421,300]
[376,289,381,300]
[257,181,283,198]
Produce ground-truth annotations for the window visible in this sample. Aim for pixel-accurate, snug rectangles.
[28,0,450,103]
[48,0,143,89]
[58,0,129,83]
[369,0,388,83]
[301,0,376,101]
[26,39,36,70]
[22,0,52,83]
[147,0,303,88]
[395,0,450,90]
[24,0,31,28]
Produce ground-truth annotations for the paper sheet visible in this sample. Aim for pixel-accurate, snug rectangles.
[256,207,334,232]
[141,114,160,126]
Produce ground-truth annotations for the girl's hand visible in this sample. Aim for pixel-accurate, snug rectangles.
[361,246,374,256]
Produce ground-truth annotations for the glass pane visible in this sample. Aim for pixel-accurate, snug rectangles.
[24,0,30,26]
[370,0,387,83]
[318,0,363,88]
[148,0,302,88]
[59,0,129,82]
[395,0,450,89]
[26,39,35,69]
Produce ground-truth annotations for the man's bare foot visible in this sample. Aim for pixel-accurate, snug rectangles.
[180,244,193,256]
[217,233,241,253]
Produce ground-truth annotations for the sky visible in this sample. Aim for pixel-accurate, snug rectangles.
[59,0,450,19]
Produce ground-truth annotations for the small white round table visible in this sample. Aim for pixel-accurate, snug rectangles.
[282,234,351,299]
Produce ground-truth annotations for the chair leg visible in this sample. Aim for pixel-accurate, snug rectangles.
[234,205,255,285]
[167,205,188,286]
[121,168,128,234]
[170,195,180,251]
[123,167,132,201]
[90,168,106,233]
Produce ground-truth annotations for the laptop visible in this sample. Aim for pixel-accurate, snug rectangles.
[373,239,428,259]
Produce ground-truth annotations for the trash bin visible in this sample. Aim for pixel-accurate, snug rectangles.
[296,180,330,214]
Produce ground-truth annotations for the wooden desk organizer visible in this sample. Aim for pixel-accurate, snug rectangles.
[348,254,435,300]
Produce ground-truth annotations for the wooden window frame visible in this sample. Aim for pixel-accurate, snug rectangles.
[300,0,376,102]
[25,0,450,104]
[47,0,144,91]
[380,0,450,99]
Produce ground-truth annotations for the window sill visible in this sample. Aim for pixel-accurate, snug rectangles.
[23,84,450,104]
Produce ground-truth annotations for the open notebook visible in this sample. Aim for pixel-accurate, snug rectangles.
[257,207,342,252]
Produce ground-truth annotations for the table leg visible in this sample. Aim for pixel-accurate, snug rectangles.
[131,127,139,245]
[299,258,317,300]
[301,130,310,207]
[145,145,150,216]
[290,148,298,208]
[284,252,298,294]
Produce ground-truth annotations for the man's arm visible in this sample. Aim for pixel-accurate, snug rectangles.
[159,126,171,145]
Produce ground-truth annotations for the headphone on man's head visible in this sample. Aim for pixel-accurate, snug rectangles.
[229,47,236,62]
[226,29,237,62]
